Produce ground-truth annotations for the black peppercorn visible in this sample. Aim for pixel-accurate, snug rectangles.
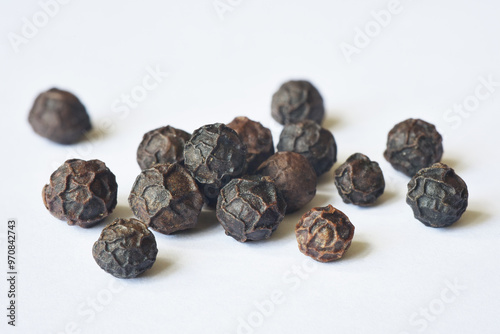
[334,153,385,206]
[226,116,274,174]
[384,118,443,176]
[295,205,354,262]
[28,88,91,144]
[277,120,337,176]
[184,123,247,206]
[136,125,191,170]
[256,152,317,213]
[271,80,325,125]
[43,159,118,228]
[129,163,204,234]
[406,163,468,227]
[216,177,286,242]
[92,218,158,278]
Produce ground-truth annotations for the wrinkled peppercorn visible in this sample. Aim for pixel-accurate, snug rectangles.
[256,152,316,213]
[226,116,274,174]
[28,88,91,144]
[295,205,354,262]
[136,125,191,170]
[92,218,158,278]
[129,163,204,234]
[277,120,336,176]
[384,118,443,176]
[271,80,325,125]
[406,163,468,227]
[43,159,117,228]
[184,123,247,206]
[216,177,286,242]
[334,153,385,206]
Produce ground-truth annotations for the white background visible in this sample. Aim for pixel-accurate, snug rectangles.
[1,1,500,333]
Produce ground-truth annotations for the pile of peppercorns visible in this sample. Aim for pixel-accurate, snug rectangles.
[32,80,468,278]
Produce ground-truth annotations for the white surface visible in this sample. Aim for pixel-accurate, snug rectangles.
[1,1,500,333]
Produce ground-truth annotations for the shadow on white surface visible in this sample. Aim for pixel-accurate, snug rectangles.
[451,209,491,229]
[342,241,371,261]
[322,111,345,131]
[107,204,135,223]
[141,257,172,278]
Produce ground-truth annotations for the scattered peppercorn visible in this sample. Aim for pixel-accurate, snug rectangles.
[334,153,385,206]
[255,152,316,213]
[216,176,286,242]
[384,118,443,176]
[406,163,468,227]
[226,116,275,174]
[277,120,336,176]
[43,159,117,228]
[129,163,204,234]
[184,123,247,206]
[92,218,158,278]
[28,88,91,144]
[136,125,191,170]
[295,205,354,262]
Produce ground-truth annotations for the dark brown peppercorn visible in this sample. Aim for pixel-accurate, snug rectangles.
[295,205,354,262]
[129,163,204,234]
[92,218,158,278]
[226,116,274,174]
[136,125,191,170]
[28,88,91,144]
[271,80,325,125]
[384,118,443,176]
[43,159,118,228]
[216,177,286,242]
[184,123,247,206]
[256,152,316,213]
[334,153,385,206]
[406,163,468,227]
[277,120,336,176]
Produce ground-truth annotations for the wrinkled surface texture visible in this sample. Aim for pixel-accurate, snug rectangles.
[295,205,354,262]
[384,118,443,176]
[216,177,286,242]
[43,159,117,227]
[406,163,468,227]
[129,163,203,234]
[256,152,316,213]
[136,125,191,170]
[184,123,247,206]
[277,120,336,176]
[92,218,158,278]
[271,80,325,125]
[334,153,385,206]
[28,88,91,144]
[227,116,274,174]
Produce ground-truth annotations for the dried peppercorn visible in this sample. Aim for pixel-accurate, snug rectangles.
[43,159,117,228]
[226,116,274,174]
[28,88,91,144]
[136,125,191,170]
[277,120,336,176]
[92,218,158,278]
[295,205,354,262]
[406,163,468,227]
[216,177,286,242]
[334,153,385,206]
[271,80,325,125]
[384,118,443,176]
[184,123,247,206]
[255,152,316,213]
[129,163,204,234]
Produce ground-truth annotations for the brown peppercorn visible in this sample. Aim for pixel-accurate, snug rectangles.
[226,116,274,174]
[295,205,354,262]
[42,159,118,228]
[255,152,316,213]
[136,125,191,170]
[384,118,443,176]
[28,88,91,144]
[129,163,204,234]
